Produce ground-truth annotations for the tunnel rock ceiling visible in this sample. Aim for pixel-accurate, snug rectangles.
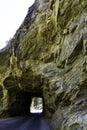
[0,0,87,129]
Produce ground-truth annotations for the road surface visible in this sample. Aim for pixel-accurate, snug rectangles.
[0,114,52,130]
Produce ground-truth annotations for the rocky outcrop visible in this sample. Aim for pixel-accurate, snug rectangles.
[0,0,87,129]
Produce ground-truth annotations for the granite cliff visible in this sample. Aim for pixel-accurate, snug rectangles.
[0,0,87,129]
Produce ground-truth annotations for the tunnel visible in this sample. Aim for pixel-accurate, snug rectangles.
[3,74,45,117]
[7,90,44,117]
[3,72,54,119]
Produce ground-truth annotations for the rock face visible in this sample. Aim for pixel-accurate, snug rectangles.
[0,0,87,129]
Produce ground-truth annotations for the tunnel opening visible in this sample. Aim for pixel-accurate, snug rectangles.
[30,97,43,114]
[7,90,44,117]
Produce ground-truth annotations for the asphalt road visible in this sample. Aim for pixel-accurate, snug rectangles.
[0,115,52,130]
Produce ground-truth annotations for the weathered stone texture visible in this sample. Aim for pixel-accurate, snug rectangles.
[0,0,87,129]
